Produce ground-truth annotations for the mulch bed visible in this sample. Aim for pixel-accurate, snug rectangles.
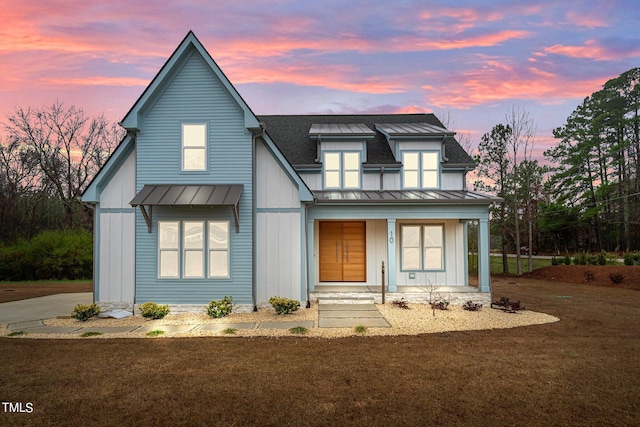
[523,265,640,290]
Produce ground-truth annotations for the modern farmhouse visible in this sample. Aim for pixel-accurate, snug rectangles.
[82,32,499,312]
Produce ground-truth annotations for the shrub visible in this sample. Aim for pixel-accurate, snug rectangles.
[222,328,237,335]
[0,229,92,281]
[430,300,449,311]
[139,302,170,319]
[7,331,26,337]
[624,253,635,266]
[491,297,525,313]
[551,256,560,266]
[609,273,624,284]
[597,253,607,266]
[563,254,572,265]
[146,330,165,337]
[583,270,594,282]
[354,325,368,334]
[81,331,102,337]
[391,298,410,309]
[289,326,308,334]
[462,300,483,311]
[573,253,587,265]
[71,303,100,321]
[206,296,234,318]
[269,296,300,314]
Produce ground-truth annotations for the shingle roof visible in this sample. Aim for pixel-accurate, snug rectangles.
[258,114,475,168]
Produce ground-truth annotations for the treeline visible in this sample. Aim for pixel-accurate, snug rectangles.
[545,68,640,253]
[475,68,639,274]
[0,101,123,242]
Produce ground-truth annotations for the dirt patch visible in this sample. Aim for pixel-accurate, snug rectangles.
[0,281,92,303]
[523,265,640,290]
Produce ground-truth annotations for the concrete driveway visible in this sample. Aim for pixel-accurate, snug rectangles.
[0,293,93,324]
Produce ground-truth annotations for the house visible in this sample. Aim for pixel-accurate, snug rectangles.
[81,32,499,312]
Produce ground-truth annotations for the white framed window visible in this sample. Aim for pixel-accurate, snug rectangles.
[183,221,204,278]
[323,151,361,189]
[401,224,444,270]
[182,124,206,171]
[158,220,230,279]
[159,221,180,278]
[402,151,439,189]
[208,221,229,278]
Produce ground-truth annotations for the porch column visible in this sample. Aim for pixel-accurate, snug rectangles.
[478,218,491,293]
[387,218,397,292]
[306,219,315,292]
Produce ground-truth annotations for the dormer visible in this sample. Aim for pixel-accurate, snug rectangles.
[375,123,456,190]
[310,123,375,190]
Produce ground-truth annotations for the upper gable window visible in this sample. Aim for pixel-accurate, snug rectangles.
[402,151,439,189]
[323,152,361,189]
[182,124,207,171]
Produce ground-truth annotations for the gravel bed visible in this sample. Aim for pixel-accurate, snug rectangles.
[1,303,558,339]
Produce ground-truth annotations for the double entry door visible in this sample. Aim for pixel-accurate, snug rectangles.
[319,221,366,282]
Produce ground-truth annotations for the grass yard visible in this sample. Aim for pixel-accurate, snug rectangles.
[0,280,92,303]
[1,276,639,426]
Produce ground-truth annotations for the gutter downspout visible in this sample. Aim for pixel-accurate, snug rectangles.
[252,122,266,312]
[441,135,449,162]
[379,166,385,191]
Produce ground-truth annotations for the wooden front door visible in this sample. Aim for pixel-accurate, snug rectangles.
[319,221,366,282]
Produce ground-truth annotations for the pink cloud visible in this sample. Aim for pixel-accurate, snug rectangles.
[544,39,640,61]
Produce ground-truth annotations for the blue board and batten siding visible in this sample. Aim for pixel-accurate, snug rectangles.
[135,48,254,304]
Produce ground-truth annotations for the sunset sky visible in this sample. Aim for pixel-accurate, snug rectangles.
[1,0,639,160]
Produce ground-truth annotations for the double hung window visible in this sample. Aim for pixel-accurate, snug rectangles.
[158,220,229,278]
[182,124,207,171]
[323,152,361,189]
[401,224,444,270]
[402,152,439,189]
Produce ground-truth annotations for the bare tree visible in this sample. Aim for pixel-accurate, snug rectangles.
[505,106,536,275]
[4,101,123,226]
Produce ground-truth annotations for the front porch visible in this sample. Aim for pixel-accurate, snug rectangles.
[311,284,491,306]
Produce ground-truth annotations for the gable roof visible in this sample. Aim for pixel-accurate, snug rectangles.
[258,114,475,168]
[120,31,260,131]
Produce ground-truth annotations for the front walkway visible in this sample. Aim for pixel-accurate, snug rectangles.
[4,304,390,335]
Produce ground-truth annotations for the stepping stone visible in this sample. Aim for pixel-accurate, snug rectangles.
[75,327,138,334]
[323,310,382,318]
[13,326,83,334]
[133,325,198,333]
[319,318,390,328]
[7,320,44,330]
[319,304,377,311]
[257,321,314,330]
[195,323,256,331]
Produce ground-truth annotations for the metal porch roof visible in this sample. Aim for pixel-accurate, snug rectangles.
[130,184,243,232]
[313,190,500,204]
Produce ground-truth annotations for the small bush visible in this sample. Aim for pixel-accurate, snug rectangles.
[609,273,624,284]
[391,298,410,309]
[206,296,234,318]
[462,300,483,311]
[586,255,599,265]
[269,296,300,315]
[222,327,237,335]
[563,254,572,265]
[81,331,102,337]
[289,326,308,335]
[573,253,587,265]
[597,253,607,266]
[354,325,368,334]
[71,303,100,321]
[583,270,594,283]
[551,256,560,266]
[139,302,170,319]
[7,331,26,337]
[492,297,525,313]
[624,253,635,266]
[430,300,449,311]
[146,330,165,337]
